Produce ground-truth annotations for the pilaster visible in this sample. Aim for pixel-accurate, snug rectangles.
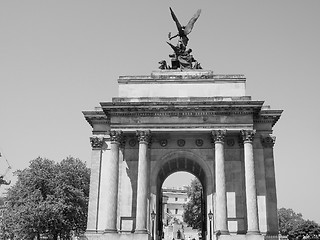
[261,135,279,235]
[86,136,104,233]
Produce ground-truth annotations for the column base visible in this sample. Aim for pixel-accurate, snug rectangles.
[104,229,118,233]
[135,229,148,234]
[246,231,261,235]
[215,230,230,235]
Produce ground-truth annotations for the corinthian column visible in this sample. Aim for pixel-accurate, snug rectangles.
[212,130,229,235]
[135,130,151,234]
[86,136,104,232]
[105,130,123,233]
[241,130,260,235]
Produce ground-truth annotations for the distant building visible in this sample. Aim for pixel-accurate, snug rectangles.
[162,187,189,224]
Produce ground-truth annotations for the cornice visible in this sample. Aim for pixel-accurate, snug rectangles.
[254,109,283,127]
[82,110,109,128]
[118,72,246,84]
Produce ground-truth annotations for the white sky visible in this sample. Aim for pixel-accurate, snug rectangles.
[0,0,319,223]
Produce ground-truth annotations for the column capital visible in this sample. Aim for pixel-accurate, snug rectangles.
[136,130,152,144]
[211,130,227,143]
[90,136,105,149]
[261,135,276,148]
[240,130,256,142]
[109,130,123,144]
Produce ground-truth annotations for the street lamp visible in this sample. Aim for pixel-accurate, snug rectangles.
[151,210,156,240]
[208,210,213,240]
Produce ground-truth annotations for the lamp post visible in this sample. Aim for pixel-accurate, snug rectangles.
[151,210,156,240]
[208,210,213,240]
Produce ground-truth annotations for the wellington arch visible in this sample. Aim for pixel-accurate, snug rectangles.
[82,69,282,240]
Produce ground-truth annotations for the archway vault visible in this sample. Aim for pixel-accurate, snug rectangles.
[151,150,213,191]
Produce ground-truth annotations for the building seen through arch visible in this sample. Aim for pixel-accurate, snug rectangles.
[83,70,282,240]
[161,173,203,240]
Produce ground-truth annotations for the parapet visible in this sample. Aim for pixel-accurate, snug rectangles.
[118,70,246,98]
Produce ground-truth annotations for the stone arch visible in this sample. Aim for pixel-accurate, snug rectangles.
[151,150,213,193]
[150,150,214,240]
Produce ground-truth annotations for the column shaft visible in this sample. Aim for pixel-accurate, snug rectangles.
[104,130,123,233]
[242,130,260,235]
[104,142,120,232]
[135,130,151,234]
[212,130,229,235]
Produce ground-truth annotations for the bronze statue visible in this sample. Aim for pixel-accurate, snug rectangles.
[168,7,201,47]
[158,60,169,70]
[158,8,203,70]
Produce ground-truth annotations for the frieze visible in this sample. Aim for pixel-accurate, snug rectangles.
[240,130,256,142]
[109,124,253,131]
[110,110,256,118]
[261,135,276,148]
[136,130,152,144]
[129,138,137,147]
[177,139,186,147]
[226,139,235,146]
[159,139,168,147]
[104,106,262,120]
[90,136,105,149]
[195,139,203,147]
[211,130,227,143]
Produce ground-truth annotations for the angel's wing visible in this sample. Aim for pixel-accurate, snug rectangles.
[167,41,179,54]
[184,9,201,35]
[170,8,183,35]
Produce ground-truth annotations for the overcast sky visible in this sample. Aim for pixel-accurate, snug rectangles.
[0,0,319,223]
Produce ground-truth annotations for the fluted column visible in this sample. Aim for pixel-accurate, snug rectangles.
[86,136,104,232]
[212,130,229,235]
[135,130,151,234]
[241,130,260,235]
[105,130,123,233]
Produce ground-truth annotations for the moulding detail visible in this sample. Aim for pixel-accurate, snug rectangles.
[211,129,227,143]
[240,129,256,142]
[261,135,276,148]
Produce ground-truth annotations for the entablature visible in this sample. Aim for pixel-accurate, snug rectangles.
[82,109,109,129]
[100,99,264,118]
[254,109,283,127]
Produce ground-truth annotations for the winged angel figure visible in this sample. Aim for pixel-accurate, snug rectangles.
[168,7,201,47]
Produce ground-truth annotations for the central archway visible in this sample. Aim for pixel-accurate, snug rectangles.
[151,150,214,240]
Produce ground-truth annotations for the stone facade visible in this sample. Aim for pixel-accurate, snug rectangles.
[83,70,282,240]
[162,187,189,224]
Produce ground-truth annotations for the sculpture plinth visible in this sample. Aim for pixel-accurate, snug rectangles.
[118,70,246,98]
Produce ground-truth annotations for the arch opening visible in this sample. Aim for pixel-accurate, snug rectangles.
[154,156,209,240]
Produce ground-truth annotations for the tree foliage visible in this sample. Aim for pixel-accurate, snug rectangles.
[183,178,203,230]
[0,157,90,240]
[278,208,320,239]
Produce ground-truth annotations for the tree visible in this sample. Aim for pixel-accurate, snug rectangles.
[183,178,203,230]
[278,208,320,239]
[1,157,90,240]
